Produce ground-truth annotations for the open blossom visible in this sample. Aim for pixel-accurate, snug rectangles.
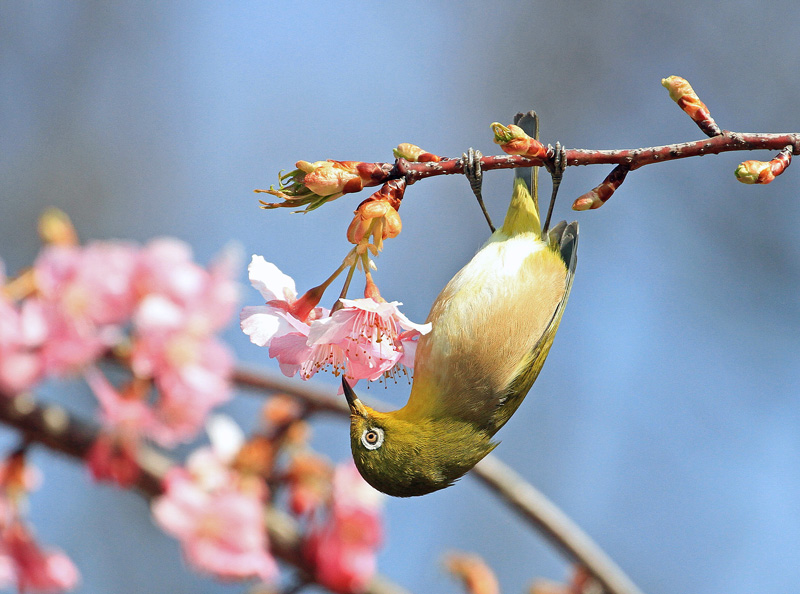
[240,255,326,346]
[307,298,430,381]
[151,464,276,583]
[241,256,430,383]
[304,463,383,594]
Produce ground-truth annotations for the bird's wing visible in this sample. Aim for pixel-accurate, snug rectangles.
[487,220,578,433]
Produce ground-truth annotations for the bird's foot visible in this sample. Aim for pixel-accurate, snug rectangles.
[542,141,566,234]
[462,148,495,233]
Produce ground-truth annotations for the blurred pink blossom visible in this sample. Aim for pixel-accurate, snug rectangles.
[34,242,139,327]
[133,239,240,333]
[83,367,154,487]
[130,299,234,446]
[151,467,276,583]
[0,522,79,593]
[304,463,383,594]
[0,451,78,593]
[31,242,138,375]
[129,240,240,446]
[0,296,46,396]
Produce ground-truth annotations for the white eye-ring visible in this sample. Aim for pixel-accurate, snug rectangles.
[361,427,384,450]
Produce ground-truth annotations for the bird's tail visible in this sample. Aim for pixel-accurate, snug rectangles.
[498,111,542,239]
[499,176,542,238]
[512,110,540,219]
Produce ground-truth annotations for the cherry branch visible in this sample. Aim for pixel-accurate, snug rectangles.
[0,392,412,594]
[260,76,798,214]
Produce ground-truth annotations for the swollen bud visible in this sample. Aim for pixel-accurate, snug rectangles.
[661,75,720,137]
[257,160,390,212]
[572,164,629,211]
[490,122,548,159]
[295,160,365,197]
[393,143,442,162]
[735,160,771,184]
[346,179,405,253]
[38,208,78,246]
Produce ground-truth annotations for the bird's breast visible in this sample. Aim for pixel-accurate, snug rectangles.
[407,232,567,424]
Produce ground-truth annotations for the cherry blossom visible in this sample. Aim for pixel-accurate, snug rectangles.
[241,256,429,384]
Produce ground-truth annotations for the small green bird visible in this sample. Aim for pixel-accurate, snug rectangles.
[344,114,578,497]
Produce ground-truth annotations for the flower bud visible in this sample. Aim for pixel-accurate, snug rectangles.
[572,164,629,211]
[490,122,548,159]
[735,160,773,184]
[347,199,402,253]
[661,75,720,136]
[258,160,391,212]
[296,160,364,197]
[346,180,404,253]
[393,143,441,162]
[38,208,78,246]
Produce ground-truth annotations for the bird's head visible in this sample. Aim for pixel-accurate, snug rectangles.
[342,378,496,497]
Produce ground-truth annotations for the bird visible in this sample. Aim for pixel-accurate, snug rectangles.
[343,112,578,497]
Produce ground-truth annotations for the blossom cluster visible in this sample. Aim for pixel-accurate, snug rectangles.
[241,255,430,386]
[0,215,240,486]
[151,419,277,583]
[151,404,384,593]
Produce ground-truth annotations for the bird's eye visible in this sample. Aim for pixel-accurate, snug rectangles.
[360,426,384,450]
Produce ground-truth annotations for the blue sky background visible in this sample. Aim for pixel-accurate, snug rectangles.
[2,3,800,593]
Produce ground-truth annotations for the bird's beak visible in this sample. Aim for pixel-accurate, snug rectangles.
[342,376,368,417]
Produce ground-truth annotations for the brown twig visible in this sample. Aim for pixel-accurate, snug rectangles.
[231,365,645,594]
[0,392,411,594]
[305,131,798,193]
[271,131,800,214]
[473,455,644,594]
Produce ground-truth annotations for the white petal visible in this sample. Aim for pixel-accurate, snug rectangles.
[248,255,297,302]
[239,306,282,347]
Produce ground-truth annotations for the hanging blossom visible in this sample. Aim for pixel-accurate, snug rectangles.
[0,451,79,593]
[151,417,278,584]
[304,463,384,594]
[240,255,430,383]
